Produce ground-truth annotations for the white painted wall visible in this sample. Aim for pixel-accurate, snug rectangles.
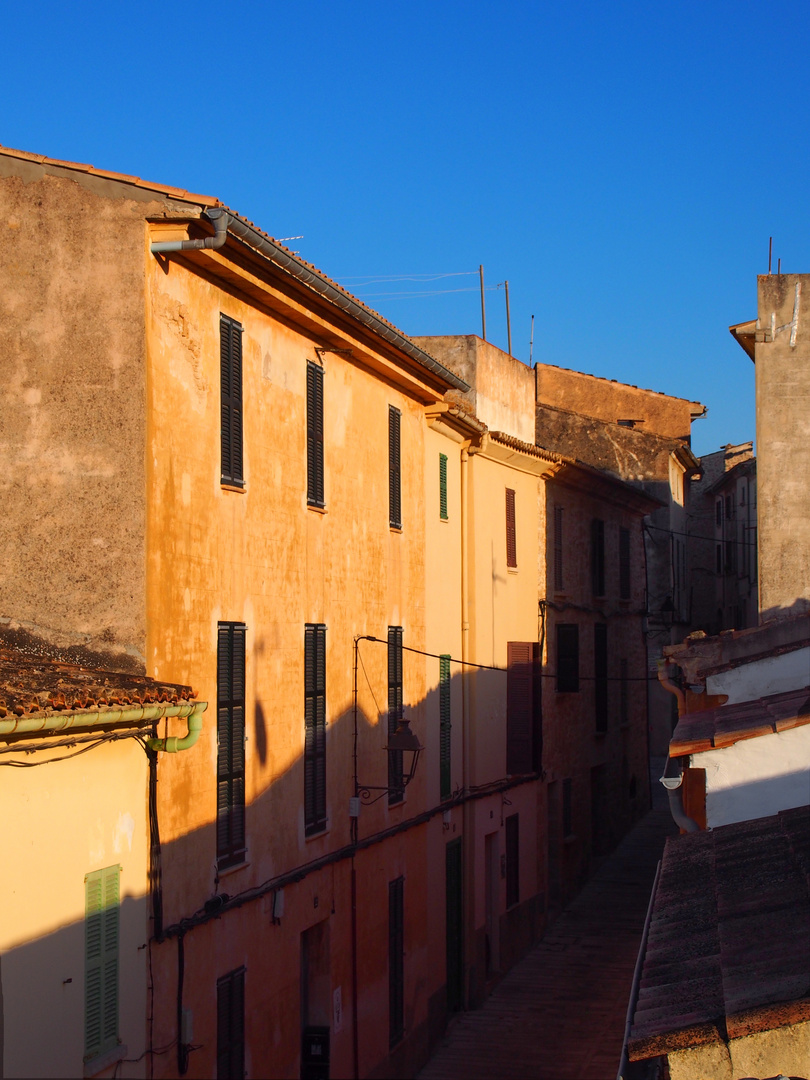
[705,647,810,705]
[692,725,810,828]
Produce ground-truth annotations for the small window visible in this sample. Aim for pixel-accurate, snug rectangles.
[217,623,246,869]
[388,627,404,803]
[594,624,608,733]
[619,527,631,600]
[306,361,324,508]
[217,967,245,1080]
[716,544,722,575]
[715,499,723,527]
[439,654,451,799]
[553,506,564,591]
[505,814,519,908]
[85,864,120,1062]
[220,315,244,488]
[556,624,579,693]
[505,488,517,568]
[389,406,402,528]
[389,877,404,1047]
[439,453,448,520]
[562,778,573,838]
[506,642,533,773]
[304,624,327,835]
[590,519,605,596]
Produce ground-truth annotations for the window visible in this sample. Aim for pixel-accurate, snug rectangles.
[556,624,579,692]
[594,624,608,734]
[590,519,605,596]
[505,488,517,568]
[389,406,402,528]
[388,626,404,803]
[715,499,723,527]
[306,361,324,507]
[220,315,244,488]
[217,623,246,869]
[505,814,519,908]
[85,864,120,1062]
[305,624,327,835]
[217,967,245,1080]
[619,527,631,600]
[562,778,573,837]
[715,544,722,575]
[439,453,448,520]
[553,505,564,591]
[389,877,404,1047]
[506,642,533,774]
[439,654,451,799]
[725,494,734,521]
[619,658,629,726]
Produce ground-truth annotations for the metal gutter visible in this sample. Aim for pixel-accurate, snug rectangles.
[150,208,470,393]
[0,700,207,750]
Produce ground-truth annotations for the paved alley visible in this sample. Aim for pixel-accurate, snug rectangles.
[418,800,676,1080]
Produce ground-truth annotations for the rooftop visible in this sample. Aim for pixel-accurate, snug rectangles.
[628,805,810,1061]
[670,685,810,756]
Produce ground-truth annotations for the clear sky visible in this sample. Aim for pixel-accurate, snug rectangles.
[3,0,808,455]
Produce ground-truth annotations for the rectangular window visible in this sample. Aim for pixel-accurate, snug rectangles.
[562,778,573,838]
[716,543,723,575]
[506,642,533,774]
[590,519,605,596]
[556,624,579,692]
[388,626,404,803]
[439,654,451,799]
[619,527,631,600]
[505,488,517,568]
[439,453,448,520]
[553,506,564,591]
[619,658,629,726]
[389,406,402,528]
[85,865,120,1062]
[389,877,404,1048]
[220,315,244,488]
[505,814,519,908]
[305,624,327,835]
[217,623,246,869]
[594,624,608,734]
[306,361,324,507]
[217,967,245,1080]
[715,499,723,527]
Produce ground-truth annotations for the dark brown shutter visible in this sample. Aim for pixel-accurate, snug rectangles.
[220,316,244,487]
[389,406,402,528]
[306,362,324,507]
[591,519,605,595]
[388,877,404,1047]
[553,505,564,590]
[217,623,246,868]
[619,527,631,599]
[556,624,579,692]
[505,488,517,567]
[304,624,327,835]
[388,627,403,801]
[506,642,533,774]
[594,623,608,733]
[217,967,245,1080]
[505,814,519,908]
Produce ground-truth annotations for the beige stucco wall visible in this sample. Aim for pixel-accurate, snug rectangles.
[668,1019,810,1080]
[755,274,810,621]
[0,739,148,1078]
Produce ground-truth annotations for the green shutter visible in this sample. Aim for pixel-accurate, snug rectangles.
[439,654,451,798]
[439,454,448,520]
[389,406,402,528]
[85,865,120,1060]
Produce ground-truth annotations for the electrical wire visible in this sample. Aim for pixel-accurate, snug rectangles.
[645,521,758,547]
[0,729,148,766]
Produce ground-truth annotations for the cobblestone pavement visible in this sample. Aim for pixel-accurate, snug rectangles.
[417,797,675,1080]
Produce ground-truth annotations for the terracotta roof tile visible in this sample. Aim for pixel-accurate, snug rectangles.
[669,685,810,756]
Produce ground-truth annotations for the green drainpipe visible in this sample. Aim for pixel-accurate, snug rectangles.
[0,700,206,752]
[146,704,205,753]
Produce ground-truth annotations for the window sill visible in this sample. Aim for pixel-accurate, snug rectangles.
[221,482,246,494]
[507,566,519,574]
[594,730,607,739]
[85,1044,128,1077]
[217,856,249,878]
[307,503,327,515]
[305,823,329,841]
[390,525,403,534]
[563,833,577,846]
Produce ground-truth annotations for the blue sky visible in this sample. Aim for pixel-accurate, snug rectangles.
[4,0,808,455]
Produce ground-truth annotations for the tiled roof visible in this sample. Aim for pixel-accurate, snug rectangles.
[0,646,195,720]
[670,685,810,756]
[628,805,810,1061]
[534,359,705,412]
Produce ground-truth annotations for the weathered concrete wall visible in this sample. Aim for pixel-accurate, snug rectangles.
[755,274,810,621]
[0,160,191,671]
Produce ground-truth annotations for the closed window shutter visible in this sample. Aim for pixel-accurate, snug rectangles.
[594,623,608,733]
[388,877,404,1047]
[620,658,629,725]
[505,814,519,908]
[389,406,402,528]
[622,526,632,588]
[307,362,324,507]
[388,626,403,802]
[505,488,517,567]
[591,519,605,595]
[556,624,579,692]
[217,967,245,1080]
[220,316,244,487]
[439,453,448,520]
[506,642,533,774]
[304,624,327,834]
[217,623,246,868]
[85,865,120,1060]
[439,654,451,798]
[553,506,564,590]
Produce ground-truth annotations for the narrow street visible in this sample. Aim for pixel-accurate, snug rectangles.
[418,786,675,1080]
